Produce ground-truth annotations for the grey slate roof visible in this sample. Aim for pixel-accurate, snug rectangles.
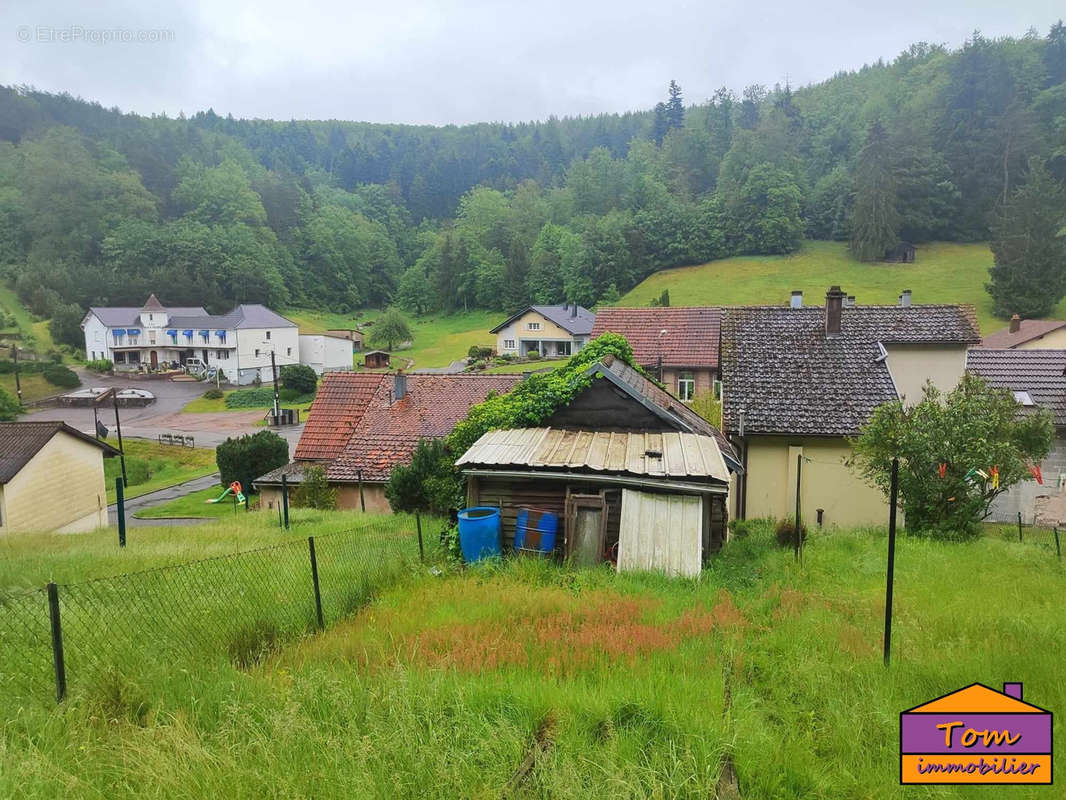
[721,304,980,437]
[966,349,1066,427]
[490,304,596,335]
[88,303,294,330]
[0,422,118,484]
[88,306,207,327]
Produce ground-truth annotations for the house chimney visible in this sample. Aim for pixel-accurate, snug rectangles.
[570,302,578,318]
[899,289,912,307]
[1009,314,1021,333]
[393,371,407,402]
[847,295,856,307]
[825,286,845,336]
[790,290,803,309]
[1003,682,1023,700]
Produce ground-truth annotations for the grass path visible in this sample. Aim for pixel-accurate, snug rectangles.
[132,485,241,520]
[618,240,1058,334]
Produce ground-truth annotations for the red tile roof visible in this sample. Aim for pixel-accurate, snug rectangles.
[980,319,1066,349]
[293,373,386,461]
[327,374,522,482]
[590,307,722,369]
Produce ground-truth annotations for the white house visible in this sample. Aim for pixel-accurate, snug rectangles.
[82,294,300,385]
[490,304,596,358]
[298,334,354,375]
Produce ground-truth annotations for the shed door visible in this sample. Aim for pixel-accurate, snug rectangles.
[565,492,606,566]
[617,490,702,578]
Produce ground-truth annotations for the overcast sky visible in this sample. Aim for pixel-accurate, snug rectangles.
[1,0,1062,126]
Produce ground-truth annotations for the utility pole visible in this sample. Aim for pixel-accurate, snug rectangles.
[111,389,127,488]
[11,344,22,404]
[270,348,280,419]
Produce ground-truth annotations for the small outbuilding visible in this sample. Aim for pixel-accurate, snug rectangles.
[298,333,354,375]
[457,427,731,577]
[362,350,390,369]
[0,422,118,533]
[326,328,365,351]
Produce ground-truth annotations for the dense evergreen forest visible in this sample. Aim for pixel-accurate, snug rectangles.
[1,26,1064,347]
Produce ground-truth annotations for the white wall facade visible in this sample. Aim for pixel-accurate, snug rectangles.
[232,326,300,385]
[298,334,354,374]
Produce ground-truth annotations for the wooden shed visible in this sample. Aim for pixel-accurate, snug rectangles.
[457,427,731,577]
[362,350,390,369]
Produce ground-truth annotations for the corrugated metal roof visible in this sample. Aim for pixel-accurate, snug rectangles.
[456,427,730,483]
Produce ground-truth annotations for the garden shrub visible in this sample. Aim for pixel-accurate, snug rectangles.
[0,386,19,421]
[42,364,80,388]
[291,465,337,510]
[279,364,317,396]
[202,387,224,400]
[216,430,289,491]
[467,345,493,360]
[774,518,808,548]
[224,387,276,408]
[85,359,113,373]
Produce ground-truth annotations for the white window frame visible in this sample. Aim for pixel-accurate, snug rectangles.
[527,322,541,331]
[503,339,515,350]
[677,371,695,402]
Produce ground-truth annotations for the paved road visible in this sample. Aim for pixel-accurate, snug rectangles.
[109,472,223,528]
[410,359,468,375]
[21,373,305,449]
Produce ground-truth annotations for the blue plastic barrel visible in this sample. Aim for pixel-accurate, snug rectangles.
[514,507,558,556]
[457,507,502,563]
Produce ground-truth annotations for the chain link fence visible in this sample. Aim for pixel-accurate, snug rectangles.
[986,515,1063,557]
[0,520,426,705]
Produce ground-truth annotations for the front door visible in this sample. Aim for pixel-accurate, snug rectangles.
[149,350,158,369]
[565,491,606,566]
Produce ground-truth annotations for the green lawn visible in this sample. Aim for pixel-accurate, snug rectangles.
[132,485,247,520]
[1,520,1062,798]
[0,284,61,356]
[287,307,501,369]
[0,373,60,403]
[104,438,217,503]
[618,240,1056,334]
[183,389,314,417]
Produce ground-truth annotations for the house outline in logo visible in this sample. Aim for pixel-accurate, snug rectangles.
[900,682,1053,785]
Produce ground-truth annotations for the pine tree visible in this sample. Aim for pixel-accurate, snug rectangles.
[987,159,1066,317]
[666,80,685,131]
[850,122,900,262]
[652,102,669,146]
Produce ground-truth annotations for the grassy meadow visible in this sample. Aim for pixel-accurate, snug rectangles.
[1,517,1062,798]
[103,437,217,503]
[0,283,60,356]
[133,485,240,519]
[619,241,1045,334]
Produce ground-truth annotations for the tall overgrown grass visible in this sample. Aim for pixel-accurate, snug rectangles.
[1,520,1062,798]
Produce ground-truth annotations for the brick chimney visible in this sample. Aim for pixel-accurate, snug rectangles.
[393,370,407,402]
[1009,314,1021,333]
[790,290,803,309]
[825,286,845,336]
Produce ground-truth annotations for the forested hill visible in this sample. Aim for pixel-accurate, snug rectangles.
[1,26,1064,348]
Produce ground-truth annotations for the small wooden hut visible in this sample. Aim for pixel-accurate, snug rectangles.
[457,427,731,576]
[362,350,390,369]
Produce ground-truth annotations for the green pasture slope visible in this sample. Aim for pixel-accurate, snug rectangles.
[0,516,1062,798]
[619,241,1059,334]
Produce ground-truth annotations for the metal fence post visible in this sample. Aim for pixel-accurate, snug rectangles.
[358,469,365,512]
[1018,511,1023,542]
[281,474,290,529]
[1055,527,1062,561]
[115,477,126,547]
[416,513,424,563]
[46,583,67,702]
[883,457,899,667]
[794,454,802,562]
[308,536,324,630]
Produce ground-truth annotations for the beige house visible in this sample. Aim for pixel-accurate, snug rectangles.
[0,422,118,533]
[721,287,980,528]
[980,316,1066,350]
[491,304,595,358]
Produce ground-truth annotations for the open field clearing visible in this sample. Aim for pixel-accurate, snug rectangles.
[619,241,1053,334]
[1,519,1062,798]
